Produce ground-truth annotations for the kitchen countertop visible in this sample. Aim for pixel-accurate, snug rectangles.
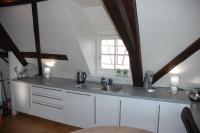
[12,76,190,104]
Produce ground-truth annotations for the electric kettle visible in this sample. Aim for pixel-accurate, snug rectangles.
[76,71,87,84]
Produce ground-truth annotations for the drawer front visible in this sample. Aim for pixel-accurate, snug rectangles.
[31,85,64,97]
[31,101,65,123]
[31,93,65,106]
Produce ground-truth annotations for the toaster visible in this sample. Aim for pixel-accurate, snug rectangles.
[189,88,200,101]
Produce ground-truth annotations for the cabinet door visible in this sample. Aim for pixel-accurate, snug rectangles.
[158,102,189,133]
[120,97,158,132]
[95,94,119,126]
[64,91,94,128]
[12,82,30,114]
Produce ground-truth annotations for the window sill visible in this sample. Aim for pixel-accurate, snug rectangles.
[89,72,132,85]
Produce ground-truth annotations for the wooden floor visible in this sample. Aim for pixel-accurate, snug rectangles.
[0,113,81,133]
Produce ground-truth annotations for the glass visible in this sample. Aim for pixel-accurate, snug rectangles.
[101,55,114,65]
[101,45,115,54]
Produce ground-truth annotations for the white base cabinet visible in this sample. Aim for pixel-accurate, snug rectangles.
[64,91,95,128]
[12,82,189,132]
[30,85,65,123]
[95,94,119,126]
[11,81,30,115]
[120,97,158,132]
[158,102,189,133]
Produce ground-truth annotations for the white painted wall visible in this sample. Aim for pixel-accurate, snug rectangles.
[0,0,200,88]
[85,6,116,33]
[0,5,36,52]
[136,0,200,88]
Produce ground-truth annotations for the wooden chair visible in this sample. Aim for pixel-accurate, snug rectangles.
[71,126,153,133]
[181,107,200,133]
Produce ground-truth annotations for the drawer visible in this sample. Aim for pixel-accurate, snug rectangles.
[31,93,65,106]
[31,101,65,123]
[31,85,64,97]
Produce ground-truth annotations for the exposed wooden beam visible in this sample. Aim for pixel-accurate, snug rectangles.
[21,52,68,60]
[31,1,42,75]
[0,52,8,57]
[0,23,28,66]
[153,38,200,83]
[0,57,8,63]
[0,0,47,7]
[103,0,143,87]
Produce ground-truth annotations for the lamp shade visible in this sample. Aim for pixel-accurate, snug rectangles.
[170,76,179,86]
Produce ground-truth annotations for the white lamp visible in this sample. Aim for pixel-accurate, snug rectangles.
[44,67,51,78]
[170,76,180,94]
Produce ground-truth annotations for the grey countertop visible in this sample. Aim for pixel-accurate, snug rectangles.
[12,76,190,104]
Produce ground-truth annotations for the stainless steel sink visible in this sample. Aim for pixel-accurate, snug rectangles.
[75,83,122,92]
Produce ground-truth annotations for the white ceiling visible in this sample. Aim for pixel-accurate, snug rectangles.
[70,0,102,8]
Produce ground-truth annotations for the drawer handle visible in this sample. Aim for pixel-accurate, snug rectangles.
[32,85,62,92]
[32,101,63,110]
[32,94,63,101]
[66,91,90,96]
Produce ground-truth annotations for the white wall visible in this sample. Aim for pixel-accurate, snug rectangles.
[85,6,116,33]
[0,5,36,52]
[1,0,200,88]
[137,0,200,88]
[0,0,97,79]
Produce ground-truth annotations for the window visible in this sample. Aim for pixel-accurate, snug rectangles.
[97,36,130,74]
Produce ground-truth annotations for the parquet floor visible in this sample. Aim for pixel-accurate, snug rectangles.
[0,113,81,133]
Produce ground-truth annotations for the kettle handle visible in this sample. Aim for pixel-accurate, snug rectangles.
[83,72,87,80]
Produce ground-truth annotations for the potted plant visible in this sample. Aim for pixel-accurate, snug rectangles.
[122,69,128,78]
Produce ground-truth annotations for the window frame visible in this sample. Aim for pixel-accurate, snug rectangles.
[96,34,130,76]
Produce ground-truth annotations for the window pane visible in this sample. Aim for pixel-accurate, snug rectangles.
[124,56,130,65]
[117,39,124,46]
[117,56,130,65]
[116,65,129,70]
[117,39,128,54]
[101,45,115,54]
[101,55,114,64]
[101,40,114,46]
[101,64,114,69]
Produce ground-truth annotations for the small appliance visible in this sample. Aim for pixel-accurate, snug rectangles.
[189,88,200,101]
[76,71,87,84]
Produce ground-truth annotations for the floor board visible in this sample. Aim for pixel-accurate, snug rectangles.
[0,113,81,133]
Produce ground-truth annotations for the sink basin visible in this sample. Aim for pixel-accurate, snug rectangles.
[75,83,122,92]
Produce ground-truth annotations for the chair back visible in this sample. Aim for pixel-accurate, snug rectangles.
[181,107,200,133]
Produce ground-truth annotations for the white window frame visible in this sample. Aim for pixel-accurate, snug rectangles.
[96,34,131,77]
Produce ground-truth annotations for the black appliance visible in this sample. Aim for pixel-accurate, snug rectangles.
[76,71,87,84]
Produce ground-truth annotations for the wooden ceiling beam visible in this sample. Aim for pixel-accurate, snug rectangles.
[31,1,43,75]
[21,52,68,60]
[0,52,8,57]
[103,0,143,87]
[0,23,28,66]
[153,38,200,83]
[0,0,47,7]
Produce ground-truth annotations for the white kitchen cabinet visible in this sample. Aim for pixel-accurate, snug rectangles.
[158,102,189,133]
[30,85,65,123]
[64,90,95,128]
[11,81,30,115]
[120,97,158,132]
[95,94,119,126]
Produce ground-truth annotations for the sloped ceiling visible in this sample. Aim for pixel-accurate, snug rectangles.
[0,0,200,88]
